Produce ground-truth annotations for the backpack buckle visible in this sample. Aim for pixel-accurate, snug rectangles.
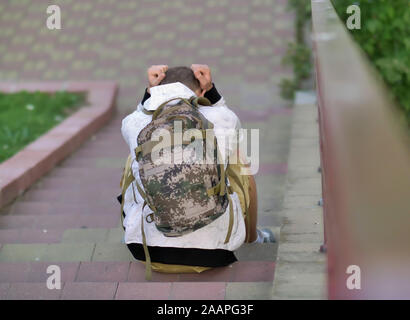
[227,185,234,194]
[146,213,154,223]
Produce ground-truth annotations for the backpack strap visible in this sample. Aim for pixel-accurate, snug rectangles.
[129,181,152,281]
[206,163,227,196]
[120,156,135,225]
[224,188,235,244]
[140,201,152,281]
[135,138,200,161]
[151,96,212,121]
[190,96,211,107]
[227,165,251,242]
[203,136,234,243]
[142,108,154,116]
[152,97,192,120]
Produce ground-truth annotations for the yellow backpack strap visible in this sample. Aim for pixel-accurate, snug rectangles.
[190,96,211,107]
[140,201,152,281]
[135,138,194,160]
[207,162,233,244]
[206,138,228,197]
[120,154,133,189]
[120,155,135,224]
[142,108,154,116]
[227,165,251,242]
[130,183,152,281]
[203,135,233,243]
[206,163,227,197]
[121,154,153,280]
[221,161,233,244]
[152,97,191,120]
[219,163,226,196]
[224,189,234,244]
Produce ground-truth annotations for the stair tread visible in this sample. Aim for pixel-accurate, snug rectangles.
[0,260,275,284]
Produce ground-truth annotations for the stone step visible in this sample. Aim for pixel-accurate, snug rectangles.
[0,214,118,230]
[18,196,118,206]
[0,243,98,262]
[0,204,12,215]
[58,156,128,169]
[0,280,275,300]
[44,175,122,188]
[0,260,275,284]
[21,189,116,203]
[45,167,121,178]
[32,177,121,190]
[235,243,278,262]
[0,228,123,244]
[61,228,122,243]
[7,201,119,216]
[66,148,126,158]
[0,225,279,262]
[0,242,277,263]
[0,229,64,244]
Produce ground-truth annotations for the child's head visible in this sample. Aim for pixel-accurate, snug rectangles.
[160,66,203,96]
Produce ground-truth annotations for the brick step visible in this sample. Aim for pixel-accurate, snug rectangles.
[23,185,119,199]
[235,242,278,262]
[68,148,126,158]
[0,228,122,244]
[57,157,127,169]
[18,196,119,207]
[0,229,64,243]
[61,228,123,243]
[0,226,278,267]
[79,136,126,145]
[92,130,123,137]
[0,260,275,284]
[46,167,122,178]
[6,201,119,216]
[74,142,125,152]
[0,214,119,230]
[0,243,128,262]
[0,205,12,215]
[31,181,120,192]
[21,189,117,203]
[33,176,122,190]
[57,228,279,262]
[0,242,276,263]
[1,280,274,300]
[85,127,123,135]
[0,225,279,262]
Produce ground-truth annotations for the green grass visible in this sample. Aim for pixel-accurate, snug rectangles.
[0,90,86,163]
[332,0,410,127]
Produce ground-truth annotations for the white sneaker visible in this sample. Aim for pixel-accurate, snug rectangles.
[256,228,276,243]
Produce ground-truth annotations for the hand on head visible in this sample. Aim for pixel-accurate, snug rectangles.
[191,64,213,95]
[146,64,213,96]
[147,65,168,93]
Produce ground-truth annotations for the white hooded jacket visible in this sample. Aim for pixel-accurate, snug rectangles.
[120,82,246,251]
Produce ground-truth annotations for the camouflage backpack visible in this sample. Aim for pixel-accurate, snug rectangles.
[120,96,238,280]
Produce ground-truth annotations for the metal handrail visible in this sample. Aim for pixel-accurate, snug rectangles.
[311,0,410,299]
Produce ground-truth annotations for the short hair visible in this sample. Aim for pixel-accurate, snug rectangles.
[159,66,200,92]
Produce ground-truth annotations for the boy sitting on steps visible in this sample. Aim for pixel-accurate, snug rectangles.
[119,64,274,279]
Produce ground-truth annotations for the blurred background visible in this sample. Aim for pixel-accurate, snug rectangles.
[0,0,295,113]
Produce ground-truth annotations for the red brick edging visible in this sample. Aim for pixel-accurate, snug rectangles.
[0,81,118,208]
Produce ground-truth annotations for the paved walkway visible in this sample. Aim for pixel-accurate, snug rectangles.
[0,0,296,299]
[272,92,326,299]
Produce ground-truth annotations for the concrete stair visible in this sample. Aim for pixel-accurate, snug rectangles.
[271,93,326,300]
